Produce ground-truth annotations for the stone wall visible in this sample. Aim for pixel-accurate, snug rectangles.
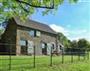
[16,26,57,55]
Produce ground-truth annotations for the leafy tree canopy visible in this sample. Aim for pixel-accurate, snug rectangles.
[0,0,78,22]
[57,32,90,50]
[70,40,78,48]
[57,33,71,48]
[78,39,90,49]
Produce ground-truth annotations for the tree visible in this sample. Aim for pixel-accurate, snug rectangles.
[78,39,89,49]
[70,40,78,48]
[87,43,90,50]
[57,33,71,48]
[0,0,78,22]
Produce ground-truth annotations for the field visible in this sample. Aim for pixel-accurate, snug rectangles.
[0,54,90,71]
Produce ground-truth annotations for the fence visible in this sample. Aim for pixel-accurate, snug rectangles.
[0,43,90,71]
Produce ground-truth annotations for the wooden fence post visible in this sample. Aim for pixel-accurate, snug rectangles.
[9,44,11,71]
[87,51,89,60]
[33,45,36,68]
[62,49,64,64]
[78,49,80,61]
[50,46,52,66]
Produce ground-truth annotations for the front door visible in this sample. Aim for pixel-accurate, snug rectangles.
[42,43,47,55]
[20,39,27,55]
[21,46,27,55]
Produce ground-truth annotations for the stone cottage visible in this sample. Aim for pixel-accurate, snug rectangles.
[1,17,63,55]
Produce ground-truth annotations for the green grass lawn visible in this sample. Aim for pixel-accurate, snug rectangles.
[0,54,90,71]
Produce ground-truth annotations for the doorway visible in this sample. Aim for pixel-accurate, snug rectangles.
[42,43,47,55]
[21,46,27,55]
[20,39,27,55]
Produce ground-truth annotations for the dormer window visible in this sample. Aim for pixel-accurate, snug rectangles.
[29,30,35,37]
[36,31,41,37]
[28,30,41,37]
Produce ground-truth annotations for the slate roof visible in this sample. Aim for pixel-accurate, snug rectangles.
[13,17,57,35]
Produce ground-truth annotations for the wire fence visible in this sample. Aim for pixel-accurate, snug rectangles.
[0,43,90,71]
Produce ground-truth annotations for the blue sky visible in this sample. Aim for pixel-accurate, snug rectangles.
[31,0,90,41]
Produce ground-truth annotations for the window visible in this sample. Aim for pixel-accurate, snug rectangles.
[28,30,41,37]
[27,41,34,54]
[29,30,35,37]
[36,31,41,37]
[59,45,62,50]
[20,39,26,46]
[50,42,55,50]
[47,43,52,51]
[41,43,45,48]
[52,44,54,49]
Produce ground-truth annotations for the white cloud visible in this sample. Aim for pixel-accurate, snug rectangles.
[69,35,90,42]
[69,29,88,35]
[67,30,90,42]
[49,24,90,42]
[49,24,69,36]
